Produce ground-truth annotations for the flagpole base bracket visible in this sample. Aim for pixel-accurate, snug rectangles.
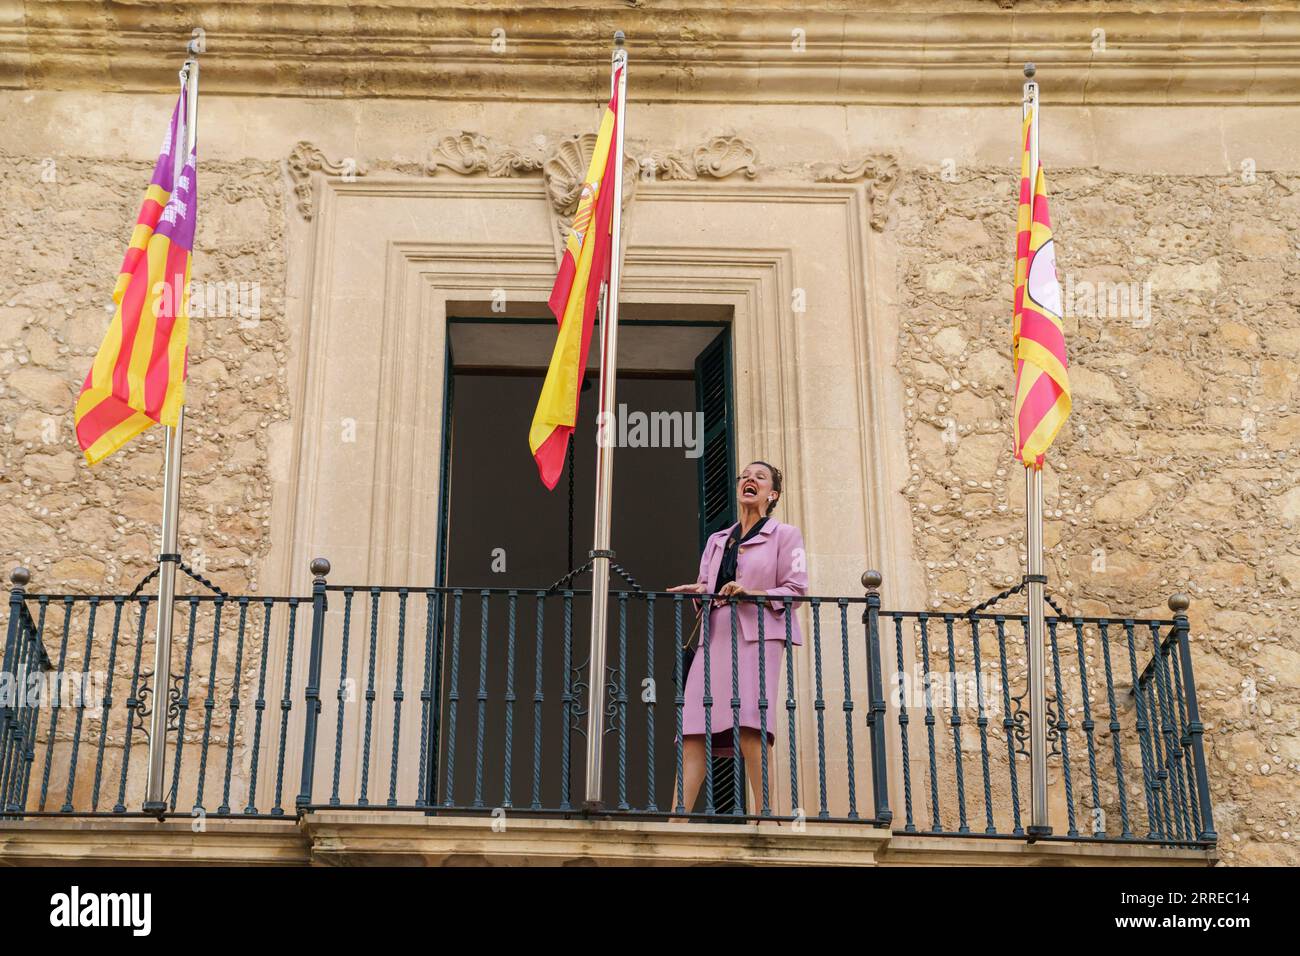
[1026,824,1052,842]
[142,800,168,819]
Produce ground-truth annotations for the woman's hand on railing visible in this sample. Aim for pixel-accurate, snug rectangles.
[667,581,707,612]
[668,581,779,608]
[715,581,768,607]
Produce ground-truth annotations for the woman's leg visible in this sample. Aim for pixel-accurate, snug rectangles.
[670,735,708,822]
[739,728,775,816]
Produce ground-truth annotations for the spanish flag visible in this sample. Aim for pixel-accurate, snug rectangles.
[528,70,622,489]
[1012,107,1071,468]
[76,84,197,465]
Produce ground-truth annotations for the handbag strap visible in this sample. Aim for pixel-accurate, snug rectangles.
[682,602,705,650]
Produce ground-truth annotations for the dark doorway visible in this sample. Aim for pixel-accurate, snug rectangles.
[432,318,740,813]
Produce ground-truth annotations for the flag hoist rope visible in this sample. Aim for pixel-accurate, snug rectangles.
[144,42,200,814]
[1022,61,1051,838]
[583,33,628,809]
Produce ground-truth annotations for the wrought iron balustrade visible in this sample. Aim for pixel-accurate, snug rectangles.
[0,562,1215,848]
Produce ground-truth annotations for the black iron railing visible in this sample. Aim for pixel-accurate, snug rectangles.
[0,589,52,816]
[300,583,887,824]
[876,604,1215,844]
[0,562,1215,847]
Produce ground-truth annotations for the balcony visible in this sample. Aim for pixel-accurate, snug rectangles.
[0,562,1217,866]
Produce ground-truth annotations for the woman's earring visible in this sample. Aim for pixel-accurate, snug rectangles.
[768,494,775,501]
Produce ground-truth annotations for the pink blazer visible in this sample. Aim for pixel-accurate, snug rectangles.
[694,519,809,645]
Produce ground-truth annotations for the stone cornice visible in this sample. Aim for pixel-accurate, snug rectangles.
[3,1,1300,105]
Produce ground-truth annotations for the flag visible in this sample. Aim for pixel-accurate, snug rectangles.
[528,69,622,489]
[75,85,197,465]
[1012,107,1071,468]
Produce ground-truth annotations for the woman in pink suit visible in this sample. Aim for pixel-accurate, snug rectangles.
[668,460,808,816]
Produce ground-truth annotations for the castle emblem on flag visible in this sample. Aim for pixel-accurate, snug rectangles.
[1012,108,1071,469]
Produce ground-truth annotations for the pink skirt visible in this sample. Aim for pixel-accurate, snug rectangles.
[680,604,788,756]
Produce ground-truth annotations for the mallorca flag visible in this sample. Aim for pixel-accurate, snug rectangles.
[75,85,197,465]
[528,69,622,489]
[1012,107,1071,468]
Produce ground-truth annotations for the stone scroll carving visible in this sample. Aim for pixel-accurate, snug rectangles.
[541,133,641,248]
[287,142,368,220]
[541,133,760,242]
[542,133,640,216]
[420,130,761,212]
[287,133,897,232]
[812,153,899,231]
[426,131,545,178]
[638,135,760,182]
[691,135,760,180]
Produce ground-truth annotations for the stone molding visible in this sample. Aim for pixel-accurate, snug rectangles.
[287,141,367,221]
[4,2,1299,104]
[274,177,898,802]
[813,155,900,232]
[0,815,1218,866]
[293,133,898,230]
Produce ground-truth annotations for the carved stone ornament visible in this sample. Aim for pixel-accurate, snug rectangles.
[812,153,900,231]
[287,133,900,232]
[426,131,545,178]
[287,141,367,220]
[637,135,760,182]
[633,150,697,182]
[543,133,640,231]
[692,135,759,180]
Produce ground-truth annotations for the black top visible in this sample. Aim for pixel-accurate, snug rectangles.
[712,517,769,593]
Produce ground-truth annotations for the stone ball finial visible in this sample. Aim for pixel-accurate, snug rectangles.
[1168,593,1190,614]
[1023,62,1036,79]
[310,557,331,578]
[11,566,30,588]
[862,570,883,590]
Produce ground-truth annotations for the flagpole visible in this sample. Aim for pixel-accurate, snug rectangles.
[583,31,627,810]
[143,42,200,815]
[1021,61,1051,839]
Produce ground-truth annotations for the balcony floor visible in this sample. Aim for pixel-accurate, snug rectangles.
[0,814,1216,866]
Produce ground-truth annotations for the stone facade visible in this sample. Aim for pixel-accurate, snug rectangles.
[894,165,1300,864]
[0,153,288,597]
[0,1,1296,864]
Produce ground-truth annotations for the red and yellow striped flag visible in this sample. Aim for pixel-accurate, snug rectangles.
[75,86,197,465]
[1012,108,1071,468]
[528,69,622,489]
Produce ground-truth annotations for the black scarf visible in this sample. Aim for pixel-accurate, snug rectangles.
[712,517,769,593]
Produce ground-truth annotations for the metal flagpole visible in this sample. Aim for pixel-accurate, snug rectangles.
[143,42,200,815]
[583,31,628,809]
[1022,62,1051,838]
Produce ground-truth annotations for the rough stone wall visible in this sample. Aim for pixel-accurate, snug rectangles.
[893,163,1300,865]
[0,152,289,805]
[0,151,289,597]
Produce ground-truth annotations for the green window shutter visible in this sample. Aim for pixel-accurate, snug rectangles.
[694,327,737,553]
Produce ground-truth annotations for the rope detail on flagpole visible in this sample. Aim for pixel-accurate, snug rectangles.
[964,576,1069,618]
[124,559,229,600]
[546,559,641,595]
